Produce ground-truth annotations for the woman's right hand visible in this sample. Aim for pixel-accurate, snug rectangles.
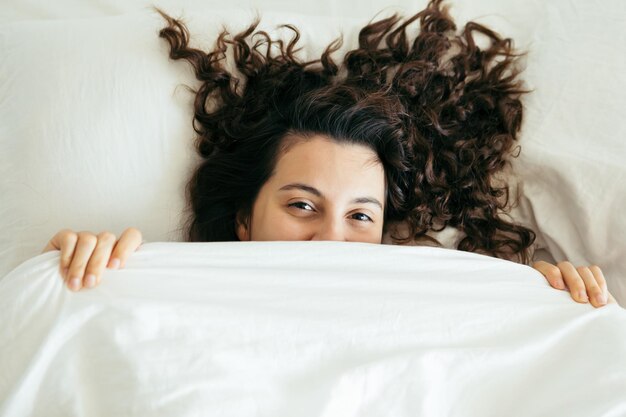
[41,227,143,291]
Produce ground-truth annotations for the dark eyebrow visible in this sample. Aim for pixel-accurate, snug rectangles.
[351,197,383,210]
[278,183,383,210]
[279,183,322,197]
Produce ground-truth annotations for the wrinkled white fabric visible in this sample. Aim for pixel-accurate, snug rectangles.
[1,241,625,417]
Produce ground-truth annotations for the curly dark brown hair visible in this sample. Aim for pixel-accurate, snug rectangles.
[155,0,536,263]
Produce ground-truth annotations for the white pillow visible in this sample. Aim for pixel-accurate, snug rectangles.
[1,2,625,305]
[0,13,199,278]
[0,9,370,277]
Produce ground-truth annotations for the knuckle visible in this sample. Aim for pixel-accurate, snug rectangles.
[126,227,142,237]
[58,228,75,237]
[546,265,561,278]
[589,265,602,274]
[532,261,545,271]
[576,266,590,275]
[556,261,572,269]
[98,231,117,243]
[61,230,78,244]
[77,231,97,244]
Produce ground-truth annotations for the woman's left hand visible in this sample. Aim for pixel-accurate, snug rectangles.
[532,261,617,308]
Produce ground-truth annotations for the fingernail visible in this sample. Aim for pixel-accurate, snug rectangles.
[109,258,120,269]
[578,290,588,302]
[63,268,68,278]
[594,294,606,305]
[555,279,565,290]
[70,277,81,291]
[85,274,96,288]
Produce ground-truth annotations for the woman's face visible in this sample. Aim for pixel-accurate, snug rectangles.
[236,134,386,243]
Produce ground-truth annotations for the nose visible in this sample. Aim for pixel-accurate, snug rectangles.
[311,217,345,241]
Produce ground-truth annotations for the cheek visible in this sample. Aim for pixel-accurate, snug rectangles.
[250,204,309,241]
[352,223,384,244]
[363,226,384,244]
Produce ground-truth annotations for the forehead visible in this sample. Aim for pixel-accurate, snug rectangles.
[269,134,386,197]
[275,134,382,175]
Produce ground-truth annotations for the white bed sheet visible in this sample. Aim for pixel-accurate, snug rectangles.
[1,241,625,416]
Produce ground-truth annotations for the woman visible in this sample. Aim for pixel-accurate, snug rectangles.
[42,0,616,307]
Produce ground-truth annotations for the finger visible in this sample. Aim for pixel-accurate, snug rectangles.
[41,228,73,253]
[41,230,78,279]
[577,266,606,308]
[108,227,143,269]
[532,261,565,290]
[66,232,98,291]
[557,261,588,303]
[82,232,117,289]
[589,265,609,302]
[55,231,79,280]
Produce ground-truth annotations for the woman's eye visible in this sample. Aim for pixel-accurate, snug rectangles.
[352,213,373,222]
[288,202,314,211]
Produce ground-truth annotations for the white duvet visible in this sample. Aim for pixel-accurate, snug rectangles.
[1,241,625,417]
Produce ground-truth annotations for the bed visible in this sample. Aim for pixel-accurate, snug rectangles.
[1,0,626,415]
